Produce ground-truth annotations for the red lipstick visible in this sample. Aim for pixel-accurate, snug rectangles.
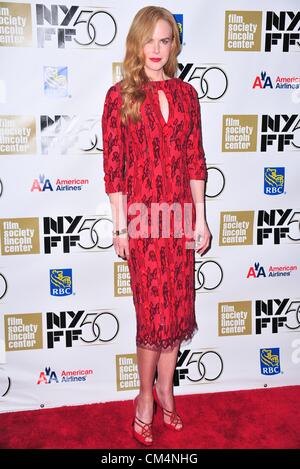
[150,58,161,62]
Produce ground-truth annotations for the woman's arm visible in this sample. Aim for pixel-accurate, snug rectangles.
[190,179,211,256]
[186,85,212,255]
[108,191,127,232]
[102,85,129,260]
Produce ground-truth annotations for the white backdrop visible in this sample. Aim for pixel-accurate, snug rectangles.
[0,0,300,413]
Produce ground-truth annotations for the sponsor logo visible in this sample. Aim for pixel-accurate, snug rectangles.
[46,309,119,348]
[0,115,36,154]
[114,262,132,297]
[50,269,73,296]
[31,174,89,192]
[219,211,254,246]
[225,10,300,52]
[40,115,101,155]
[174,349,224,386]
[222,114,300,153]
[218,298,300,335]
[195,259,223,291]
[116,355,139,391]
[37,366,93,384]
[42,215,113,253]
[5,313,43,351]
[0,218,40,255]
[253,71,300,91]
[219,209,300,246]
[260,348,281,375]
[257,209,300,245]
[222,115,258,152]
[44,66,68,97]
[218,301,252,336]
[173,14,183,44]
[264,167,285,195]
[225,11,262,52]
[0,2,32,47]
[0,215,116,256]
[178,65,228,101]
[36,4,117,48]
[246,262,297,279]
[256,298,297,334]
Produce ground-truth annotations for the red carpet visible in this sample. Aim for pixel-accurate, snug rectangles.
[0,386,299,449]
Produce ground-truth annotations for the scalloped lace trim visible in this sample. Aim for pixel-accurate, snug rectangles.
[136,322,198,352]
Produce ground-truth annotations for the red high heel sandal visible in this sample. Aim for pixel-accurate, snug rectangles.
[132,395,154,446]
[152,384,183,431]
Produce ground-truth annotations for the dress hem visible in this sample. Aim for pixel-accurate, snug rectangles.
[136,322,199,352]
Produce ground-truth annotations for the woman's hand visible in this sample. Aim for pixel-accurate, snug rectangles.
[113,233,130,260]
[194,219,212,256]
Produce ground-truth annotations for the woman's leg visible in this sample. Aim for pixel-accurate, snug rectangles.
[134,346,161,439]
[155,343,183,428]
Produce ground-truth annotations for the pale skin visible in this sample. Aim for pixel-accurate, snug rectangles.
[108,19,212,443]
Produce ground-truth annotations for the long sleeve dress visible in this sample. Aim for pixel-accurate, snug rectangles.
[102,77,207,351]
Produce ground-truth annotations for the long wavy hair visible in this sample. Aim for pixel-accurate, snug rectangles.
[120,6,181,125]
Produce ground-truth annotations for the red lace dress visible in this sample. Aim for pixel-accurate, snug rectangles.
[102,77,207,351]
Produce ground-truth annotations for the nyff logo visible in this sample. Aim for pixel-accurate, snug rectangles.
[255,298,288,334]
[265,11,300,52]
[36,4,117,48]
[256,209,299,245]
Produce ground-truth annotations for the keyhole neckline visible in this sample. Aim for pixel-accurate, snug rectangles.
[152,88,172,127]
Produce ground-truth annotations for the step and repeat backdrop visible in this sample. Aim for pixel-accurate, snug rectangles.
[0,0,300,413]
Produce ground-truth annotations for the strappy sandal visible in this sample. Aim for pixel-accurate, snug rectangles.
[153,384,183,431]
[132,395,154,446]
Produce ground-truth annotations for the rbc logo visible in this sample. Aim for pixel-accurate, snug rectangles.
[260,348,281,375]
[173,14,183,44]
[50,269,72,296]
[264,167,285,195]
[44,66,68,97]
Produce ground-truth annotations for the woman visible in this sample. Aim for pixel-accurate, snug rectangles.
[102,6,211,446]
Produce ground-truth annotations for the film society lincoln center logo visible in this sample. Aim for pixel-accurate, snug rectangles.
[116,354,139,391]
[219,211,254,246]
[224,10,300,52]
[0,3,119,49]
[0,115,36,155]
[5,313,43,351]
[218,301,252,337]
[219,209,300,246]
[0,218,40,255]
[0,2,32,47]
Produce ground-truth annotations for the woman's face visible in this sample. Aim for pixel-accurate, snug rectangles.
[143,19,173,78]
